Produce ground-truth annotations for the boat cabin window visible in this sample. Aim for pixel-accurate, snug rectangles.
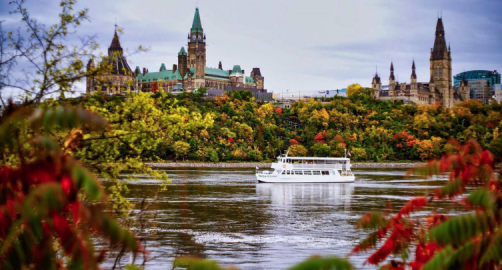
[313,171,321,176]
[304,171,312,175]
[294,170,303,175]
[321,171,329,176]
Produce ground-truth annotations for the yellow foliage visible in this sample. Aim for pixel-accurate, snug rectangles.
[346,84,363,97]
[416,139,434,160]
[289,144,308,156]
[231,148,247,159]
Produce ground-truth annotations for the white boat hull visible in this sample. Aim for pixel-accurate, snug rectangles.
[256,174,355,183]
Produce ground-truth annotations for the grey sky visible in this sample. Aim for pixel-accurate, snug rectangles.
[1,0,501,95]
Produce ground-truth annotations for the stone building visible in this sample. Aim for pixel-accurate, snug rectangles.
[86,29,135,94]
[135,8,265,93]
[372,17,469,108]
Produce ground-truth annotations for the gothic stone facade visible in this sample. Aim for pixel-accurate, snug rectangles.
[372,18,469,108]
[86,30,135,95]
[134,8,264,93]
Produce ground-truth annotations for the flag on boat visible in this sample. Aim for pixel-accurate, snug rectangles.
[348,151,352,157]
[255,166,259,170]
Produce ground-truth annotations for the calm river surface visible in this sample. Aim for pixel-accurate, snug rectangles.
[105,167,460,269]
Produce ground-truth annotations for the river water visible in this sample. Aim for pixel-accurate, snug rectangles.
[105,167,458,269]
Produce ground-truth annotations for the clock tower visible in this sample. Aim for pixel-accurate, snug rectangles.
[187,7,206,88]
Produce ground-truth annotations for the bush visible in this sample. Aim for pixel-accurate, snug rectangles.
[210,150,219,163]
[350,147,367,161]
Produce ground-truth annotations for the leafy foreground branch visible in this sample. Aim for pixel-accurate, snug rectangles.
[0,105,142,269]
[352,139,502,270]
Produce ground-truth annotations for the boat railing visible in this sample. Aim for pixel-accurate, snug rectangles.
[289,164,346,169]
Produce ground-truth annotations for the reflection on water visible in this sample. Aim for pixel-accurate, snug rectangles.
[101,168,455,270]
[256,183,354,210]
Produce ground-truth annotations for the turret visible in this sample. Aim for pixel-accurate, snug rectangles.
[372,72,382,98]
[218,61,223,70]
[389,62,395,83]
[411,60,417,82]
[388,62,396,96]
[178,46,188,79]
[460,76,470,101]
[251,67,264,89]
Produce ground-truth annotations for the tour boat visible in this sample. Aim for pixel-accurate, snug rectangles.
[256,151,355,183]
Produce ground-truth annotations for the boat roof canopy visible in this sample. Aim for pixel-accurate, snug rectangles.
[278,156,350,161]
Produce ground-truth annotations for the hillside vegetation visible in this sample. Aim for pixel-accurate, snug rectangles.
[53,86,502,163]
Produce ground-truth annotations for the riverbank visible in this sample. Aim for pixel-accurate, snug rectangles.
[144,162,424,169]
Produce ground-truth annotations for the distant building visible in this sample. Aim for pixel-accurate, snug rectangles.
[134,8,265,93]
[453,70,501,104]
[207,87,272,102]
[86,29,135,95]
[453,70,500,88]
[86,8,265,95]
[465,80,494,104]
[493,84,502,103]
[372,17,469,108]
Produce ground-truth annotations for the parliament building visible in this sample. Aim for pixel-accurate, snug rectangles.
[371,17,469,108]
[87,8,264,95]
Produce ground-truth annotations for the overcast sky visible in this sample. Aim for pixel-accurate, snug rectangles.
[1,0,501,95]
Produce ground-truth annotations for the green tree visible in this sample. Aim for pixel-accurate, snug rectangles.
[311,143,331,157]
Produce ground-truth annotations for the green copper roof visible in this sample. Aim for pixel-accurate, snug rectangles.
[206,76,230,81]
[173,69,182,80]
[231,65,242,75]
[178,47,187,56]
[159,63,167,72]
[137,70,183,82]
[245,76,255,85]
[191,8,203,33]
[205,67,229,78]
[135,66,141,73]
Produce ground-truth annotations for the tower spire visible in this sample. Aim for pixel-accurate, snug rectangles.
[389,62,395,81]
[191,7,203,33]
[432,17,447,60]
[411,60,417,80]
[108,25,123,57]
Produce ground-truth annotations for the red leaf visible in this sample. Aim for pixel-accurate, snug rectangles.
[398,197,427,216]
[366,236,396,265]
[480,150,494,167]
[61,176,72,195]
[52,213,75,254]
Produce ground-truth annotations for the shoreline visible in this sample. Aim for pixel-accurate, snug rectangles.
[144,162,424,169]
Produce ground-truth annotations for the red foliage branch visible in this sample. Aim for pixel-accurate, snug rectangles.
[0,154,142,269]
[353,139,499,269]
